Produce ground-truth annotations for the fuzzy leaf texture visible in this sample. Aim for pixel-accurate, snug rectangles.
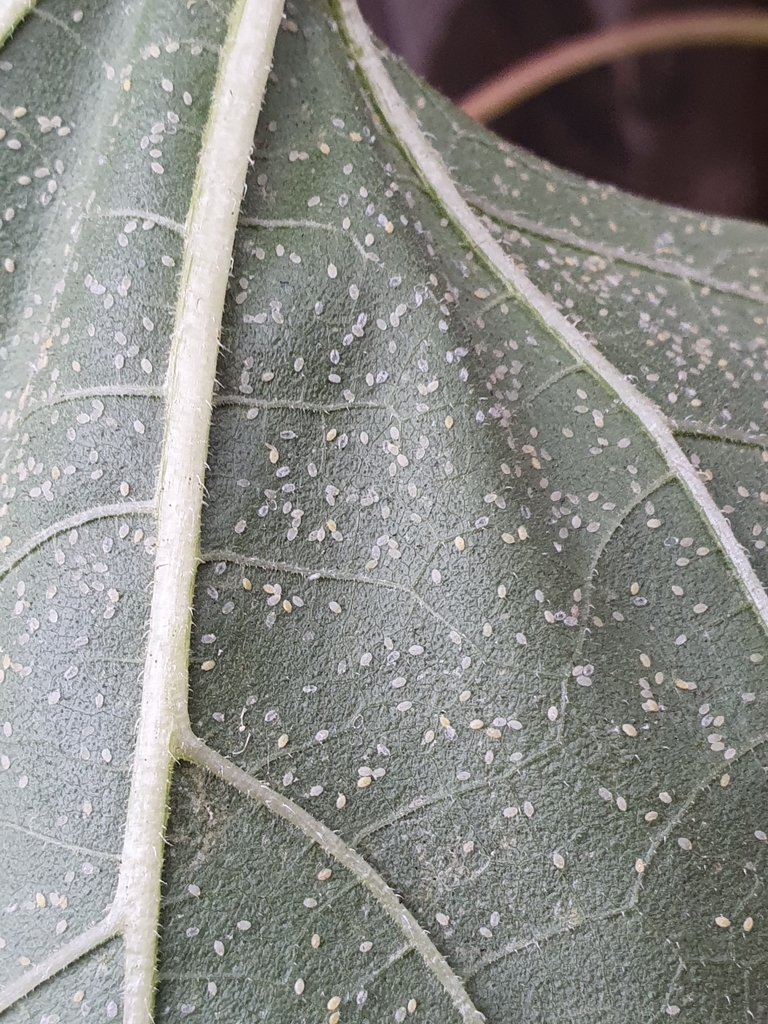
[1,0,768,1022]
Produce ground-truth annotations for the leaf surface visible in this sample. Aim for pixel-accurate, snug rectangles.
[1,1,767,1022]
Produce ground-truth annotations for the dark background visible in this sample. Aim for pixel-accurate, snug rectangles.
[358,0,768,222]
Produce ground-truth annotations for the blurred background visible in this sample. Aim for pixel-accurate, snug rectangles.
[358,0,768,222]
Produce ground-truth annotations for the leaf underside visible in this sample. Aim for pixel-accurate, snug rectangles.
[1,1,767,1022]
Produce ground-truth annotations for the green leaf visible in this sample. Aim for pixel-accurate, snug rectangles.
[1,0,767,1021]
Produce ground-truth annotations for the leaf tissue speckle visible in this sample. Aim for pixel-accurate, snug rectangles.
[0,0,766,1021]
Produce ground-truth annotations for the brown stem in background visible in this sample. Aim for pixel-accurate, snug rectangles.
[458,9,768,123]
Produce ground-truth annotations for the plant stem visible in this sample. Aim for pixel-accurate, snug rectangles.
[458,9,768,123]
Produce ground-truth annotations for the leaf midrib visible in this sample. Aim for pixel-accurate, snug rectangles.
[111,0,287,1019]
